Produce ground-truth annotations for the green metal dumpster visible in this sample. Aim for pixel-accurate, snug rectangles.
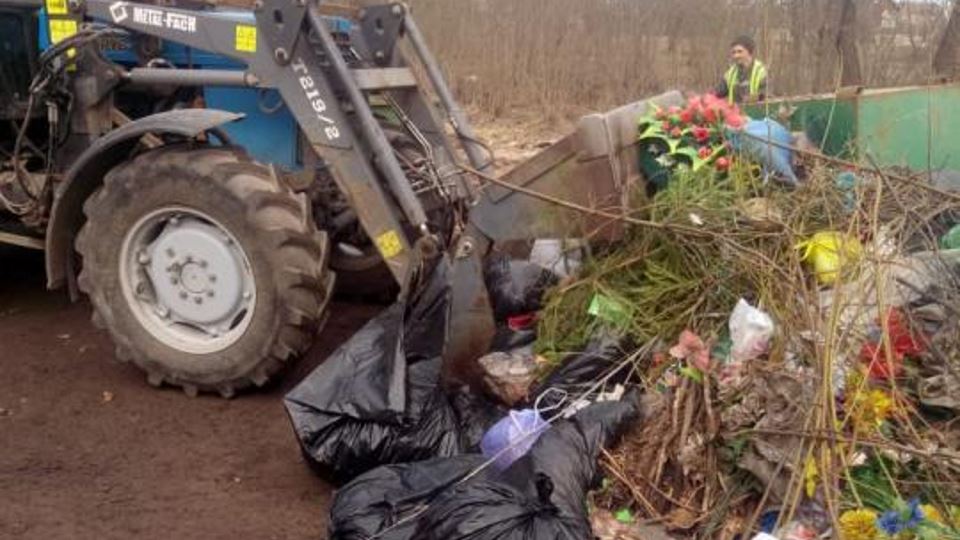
[747,83,960,173]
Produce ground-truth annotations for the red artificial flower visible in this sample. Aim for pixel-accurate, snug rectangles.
[703,106,718,125]
[668,105,682,115]
[679,108,695,125]
[859,308,925,380]
[692,125,711,143]
[698,146,712,159]
[725,112,746,130]
[661,121,671,131]
[715,156,730,171]
[670,126,683,139]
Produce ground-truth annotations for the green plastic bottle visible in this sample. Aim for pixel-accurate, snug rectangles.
[941,224,960,250]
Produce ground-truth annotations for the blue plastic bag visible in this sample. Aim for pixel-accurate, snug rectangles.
[729,118,798,185]
[480,409,549,471]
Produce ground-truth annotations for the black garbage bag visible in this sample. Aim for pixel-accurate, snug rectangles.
[328,455,489,540]
[484,255,559,321]
[328,395,641,540]
[413,396,640,540]
[284,261,501,484]
[530,335,632,410]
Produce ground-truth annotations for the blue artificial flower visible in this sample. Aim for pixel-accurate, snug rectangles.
[906,498,924,529]
[877,498,925,535]
[878,509,905,535]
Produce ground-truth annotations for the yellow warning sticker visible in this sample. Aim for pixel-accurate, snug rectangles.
[375,230,404,259]
[235,25,257,53]
[45,0,67,15]
[49,18,77,42]
[49,19,78,58]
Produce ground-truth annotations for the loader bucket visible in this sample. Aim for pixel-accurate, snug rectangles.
[442,92,685,392]
[469,91,685,245]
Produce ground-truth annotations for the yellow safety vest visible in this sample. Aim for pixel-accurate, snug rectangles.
[725,60,767,104]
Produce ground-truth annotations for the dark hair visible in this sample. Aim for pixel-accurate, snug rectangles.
[731,35,756,54]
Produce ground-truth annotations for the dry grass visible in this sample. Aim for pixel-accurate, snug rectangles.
[403,0,953,121]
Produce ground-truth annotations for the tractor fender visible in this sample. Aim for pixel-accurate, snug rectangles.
[45,108,244,290]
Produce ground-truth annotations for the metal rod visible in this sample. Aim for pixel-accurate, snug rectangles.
[306,4,428,229]
[402,14,491,174]
[0,231,45,250]
[124,68,260,88]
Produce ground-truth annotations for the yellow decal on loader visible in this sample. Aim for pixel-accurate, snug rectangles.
[375,230,404,259]
[235,25,257,53]
[45,0,67,15]
[49,19,78,58]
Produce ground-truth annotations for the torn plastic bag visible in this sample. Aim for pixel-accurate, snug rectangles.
[480,409,550,471]
[484,254,559,321]
[728,118,798,186]
[284,261,501,484]
[328,455,489,540]
[413,396,641,540]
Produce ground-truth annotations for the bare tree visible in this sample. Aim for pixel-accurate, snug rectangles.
[934,0,960,79]
[837,0,863,85]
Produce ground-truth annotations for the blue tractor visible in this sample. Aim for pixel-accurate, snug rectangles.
[0,0,679,397]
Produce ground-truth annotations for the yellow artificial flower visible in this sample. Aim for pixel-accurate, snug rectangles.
[804,456,819,498]
[839,509,880,540]
[847,388,895,436]
[921,504,944,525]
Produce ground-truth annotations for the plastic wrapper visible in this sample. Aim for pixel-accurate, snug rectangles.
[797,231,862,286]
[479,409,550,471]
[729,299,774,363]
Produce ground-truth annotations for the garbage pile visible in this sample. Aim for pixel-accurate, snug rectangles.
[534,97,960,539]
[285,92,960,540]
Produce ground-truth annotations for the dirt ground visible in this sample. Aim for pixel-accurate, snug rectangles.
[0,244,380,540]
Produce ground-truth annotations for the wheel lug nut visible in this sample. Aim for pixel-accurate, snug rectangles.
[206,290,214,298]
[185,255,193,263]
[194,297,203,305]
[179,292,188,300]
[170,277,179,285]
[166,248,175,258]
[209,275,217,283]
[199,260,208,269]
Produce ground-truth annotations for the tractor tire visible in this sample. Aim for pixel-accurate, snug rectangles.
[76,144,333,397]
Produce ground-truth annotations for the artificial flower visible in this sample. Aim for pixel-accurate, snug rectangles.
[669,330,710,371]
[920,504,944,525]
[877,499,924,536]
[838,509,879,540]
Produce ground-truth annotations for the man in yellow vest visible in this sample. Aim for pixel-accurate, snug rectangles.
[714,36,768,105]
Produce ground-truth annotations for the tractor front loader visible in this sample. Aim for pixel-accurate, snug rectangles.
[0,0,681,396]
